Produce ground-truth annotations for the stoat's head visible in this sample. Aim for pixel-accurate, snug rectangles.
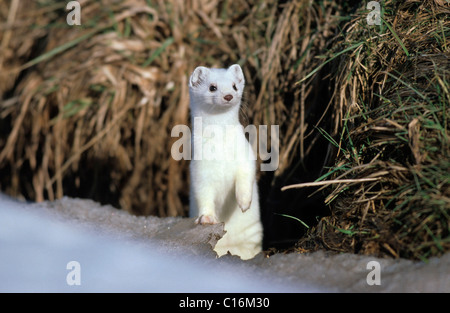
[189,64,245,114]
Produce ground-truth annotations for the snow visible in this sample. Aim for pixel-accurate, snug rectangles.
[1,193,449,293]
[0,194,315,292]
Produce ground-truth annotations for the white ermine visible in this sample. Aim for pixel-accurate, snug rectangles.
[188,64,263,260]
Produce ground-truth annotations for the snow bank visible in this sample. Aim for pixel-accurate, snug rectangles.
[1,193,448,292]
[0,194,316,292]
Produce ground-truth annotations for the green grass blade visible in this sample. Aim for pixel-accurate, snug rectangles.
[315,126,339,149]
[382,18,410,56]
[315,163,350,182]
[19,25,111,72]
[385,72,428,101]
[275,213,309,229]
[296,41,364,84]
[141,37,174,67]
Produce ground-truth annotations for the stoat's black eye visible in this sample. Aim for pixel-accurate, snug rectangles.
[209,85,217,92]
[232,83,237,91]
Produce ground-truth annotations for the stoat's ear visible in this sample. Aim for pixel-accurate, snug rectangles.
[189,66,210,88]
[228,64,244,85]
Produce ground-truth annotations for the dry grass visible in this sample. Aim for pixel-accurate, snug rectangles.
[0,0,448,260]
[0,0,339,217]
[292,0,450,260]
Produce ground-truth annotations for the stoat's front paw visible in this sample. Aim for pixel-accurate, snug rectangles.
[237,194,252,213]
[195,215,219,225]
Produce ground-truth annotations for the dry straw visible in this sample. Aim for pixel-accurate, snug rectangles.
[291,0,449,260]
[0,0,335,217]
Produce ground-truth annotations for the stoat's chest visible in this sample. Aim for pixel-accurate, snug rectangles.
[192,123,249,163]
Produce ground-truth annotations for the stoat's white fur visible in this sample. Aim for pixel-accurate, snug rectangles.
[188,64,262,260]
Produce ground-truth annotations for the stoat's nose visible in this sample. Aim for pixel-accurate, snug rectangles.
[224,94,233,102]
